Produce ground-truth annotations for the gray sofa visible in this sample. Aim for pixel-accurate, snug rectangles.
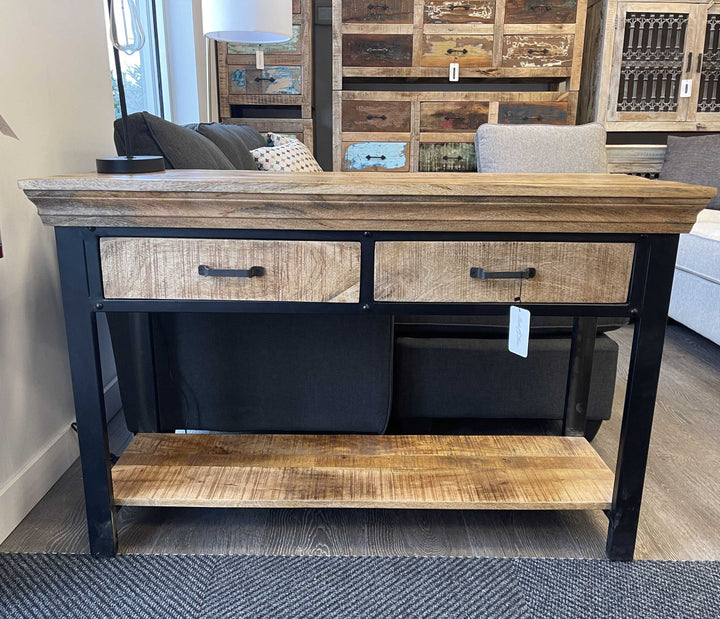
[659,135,720,346]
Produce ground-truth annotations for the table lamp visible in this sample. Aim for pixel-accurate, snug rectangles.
[96,0,165,174]
[202,0,292,68]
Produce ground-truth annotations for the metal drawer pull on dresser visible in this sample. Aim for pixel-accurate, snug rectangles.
[198,265,265,278]
[470,267,536,280]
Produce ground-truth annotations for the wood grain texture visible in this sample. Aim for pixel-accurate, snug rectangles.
[504,0,578,24]
[498,101,569,123]
[20,170,715,233]
[424,0,495,24]
[343,34,414,66]
[606,144,666,175]
[420,34,494,67]
[420,101,490,131]
[374,241,635,302]
[100,238,361,303]
[342,100,412,132]
[502,34,574,67]
[342,0,414,23]
[112,433,614,510]
[418,142,477,172]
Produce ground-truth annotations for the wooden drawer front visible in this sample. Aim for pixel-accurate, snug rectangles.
[343,34,413,67]
[424,0,495,24]
[419,142,477,172]
[229,66,302,95]
[420,101,490,132]
[228,25,302,57]
[342,142,410,171]
[374,242,635,303]
[504,0,578,24]
[498,101,569,124]
[502,35,574,68]
[421,35,493,68]
[342,0,414,23]
[101,239,361,303]
[342,100,412,132]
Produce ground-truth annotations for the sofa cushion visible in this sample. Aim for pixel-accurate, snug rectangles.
[474,123,608,173]
[187,123,266,170]
[659,135,720,210]
[114,112,234,170]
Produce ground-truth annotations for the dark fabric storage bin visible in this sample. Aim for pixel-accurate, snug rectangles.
[393,334,618,422]
[110,314,394,434]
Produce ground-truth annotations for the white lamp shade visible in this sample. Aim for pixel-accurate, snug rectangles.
[202,0,292,43]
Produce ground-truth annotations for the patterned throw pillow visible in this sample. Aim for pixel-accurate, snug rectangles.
[267,132,298,146]
[251,140,322,172]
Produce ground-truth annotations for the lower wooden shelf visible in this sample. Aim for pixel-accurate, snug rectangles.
[113,433,614,510]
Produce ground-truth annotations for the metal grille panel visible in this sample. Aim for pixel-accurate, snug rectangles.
[617,12,688,113]
[698,15,720,113]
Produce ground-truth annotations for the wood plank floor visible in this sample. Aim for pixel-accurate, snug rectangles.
[2,323,718,559]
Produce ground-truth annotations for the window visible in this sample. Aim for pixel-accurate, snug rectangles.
[106,0,168,119]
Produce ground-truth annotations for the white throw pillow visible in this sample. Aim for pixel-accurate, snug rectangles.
[251,140,322,172]
[267,131,298,146]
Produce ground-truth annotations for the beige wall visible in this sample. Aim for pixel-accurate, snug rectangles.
[0,0,116,542]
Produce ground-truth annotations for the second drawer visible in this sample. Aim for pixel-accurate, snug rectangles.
[100,238,361,303]
[374,241,635,303]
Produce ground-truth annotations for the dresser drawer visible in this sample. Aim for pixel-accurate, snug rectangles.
[227,25,302,57]
[418,142,477,172]
[100,238,361,303]
[374,242,635,303]
[424,0,495,24]
[502,35,574,68]
[343,34,413,67]
[229,66,302,95]
[342,0,414,23]
[341,141,410,171]
[504,0,578,24]
[498,101,569,124]
[342,100,412,132]
[421,35,493,68]
[420,101,489,132]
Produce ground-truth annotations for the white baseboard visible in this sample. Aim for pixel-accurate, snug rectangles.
[0,376,122,545]
[0,424,79,544]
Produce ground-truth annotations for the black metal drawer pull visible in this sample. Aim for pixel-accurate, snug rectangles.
[448,4,471,9]
[443,155,464,161]
[198,265,265,278]
[367,114,388,120]
[255,77,276,83]
[366,47,389,54]
[444,115,464,120]
[367,3,389,10]
[530,4,553,10]
[686,53,693,72]
[470,267,536,280]
[366,154,387,160]
[526,48,549,55]
[447,48,468,55]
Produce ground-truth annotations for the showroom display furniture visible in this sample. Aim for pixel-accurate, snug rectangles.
[332,0,591,172]
[579,0,720,131]
[20,170,714,561]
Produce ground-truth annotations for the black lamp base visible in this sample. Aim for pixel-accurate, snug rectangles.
[96,155,165,174]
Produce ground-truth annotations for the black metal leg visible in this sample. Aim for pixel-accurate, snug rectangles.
[606,235,679,561]
[562,316,599,437]
[56,228,117,557]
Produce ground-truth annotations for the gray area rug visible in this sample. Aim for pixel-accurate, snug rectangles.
[1,553,718,618]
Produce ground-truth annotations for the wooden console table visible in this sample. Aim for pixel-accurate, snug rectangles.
[20,171,714,560]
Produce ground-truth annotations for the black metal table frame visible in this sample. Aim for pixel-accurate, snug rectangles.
[55,226,679,560]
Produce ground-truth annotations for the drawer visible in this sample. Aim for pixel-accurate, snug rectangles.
[342,100,412,132]
[229,66,302,95]
[100,238,361,303]
[420,101,489,132]
[343,34,413,67]
[374,242,635,303]
[342,141,410,171]
[418,142,477,172]
[502,35,574,68]
[342,0,414,23]
[504,0,578,24]
[227,25,302,57]
[421,35,493,68]
[424,0,495,24]
[498,101,569,124]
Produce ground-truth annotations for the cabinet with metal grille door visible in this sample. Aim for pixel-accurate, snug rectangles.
[579,0,720,131]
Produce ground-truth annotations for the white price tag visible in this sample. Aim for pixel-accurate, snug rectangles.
[509,306,530,358]
[680,79,692,98]
[255,49,265,70]
[449,62,459,82]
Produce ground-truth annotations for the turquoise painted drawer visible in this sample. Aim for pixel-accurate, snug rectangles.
[419,142,477,172]
[341,142,410,172]
[229,66,302,96]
